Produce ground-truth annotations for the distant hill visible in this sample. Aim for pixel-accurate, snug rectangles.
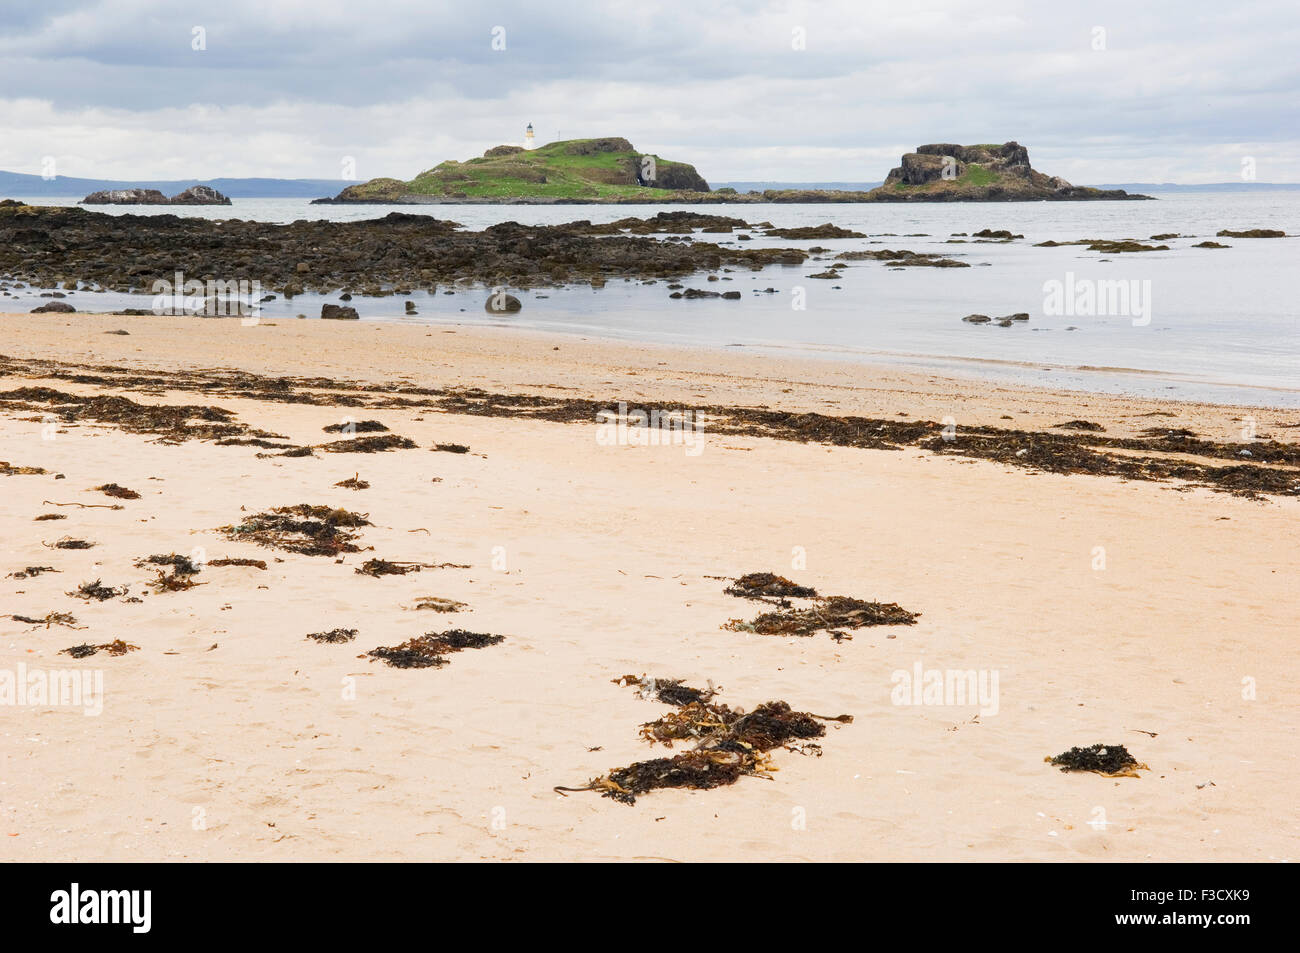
[1091,182,1300,192]
[318,137,711,203]
[0,170,348,198]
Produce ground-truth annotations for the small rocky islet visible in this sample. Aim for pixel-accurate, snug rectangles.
[80,185,232,206]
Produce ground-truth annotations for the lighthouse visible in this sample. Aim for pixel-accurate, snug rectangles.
[524,123,535,149]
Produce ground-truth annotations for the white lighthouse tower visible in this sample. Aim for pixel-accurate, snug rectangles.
[524,122,535,149]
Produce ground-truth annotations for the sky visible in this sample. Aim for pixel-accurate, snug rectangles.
[1,0,1297,185]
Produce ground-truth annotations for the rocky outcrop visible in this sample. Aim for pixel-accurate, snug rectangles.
[81,186,232,206]
[0,206,810,296]
[647,161,710,192]
[872,142,1149,202]
[170,185,232,205]
[82,188,170,205]
[1216,228,1285,238]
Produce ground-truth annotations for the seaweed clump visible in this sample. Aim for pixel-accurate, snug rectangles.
[7,566,57,579]
[219,504,371,556]
[320,434,416,453]
[724,572,817,600]
[12,611,82,628]
[135,553,201,575]
[48,537,94,550]
[334,473,369,490]
[1,461,47,475]
[148,570,203,593]
[208,557,267,569]
[725,595,919,636]
[1046,744,1148,778]
[307,628,357,644]
[61,639,138,658]
[323,420,388,433]
[614,674,718,706]
[406,596,468,613]
[561,698,852,805]
[355,558,425,577]
[366,629,505,669]
[68,579,128,601]
[95,483,141,499]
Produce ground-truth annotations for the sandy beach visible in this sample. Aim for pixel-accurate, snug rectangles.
[1,311,1296,862]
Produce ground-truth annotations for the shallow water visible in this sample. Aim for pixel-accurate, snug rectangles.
[9,192,1299,406]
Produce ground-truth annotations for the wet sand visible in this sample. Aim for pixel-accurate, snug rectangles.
[1,312,1296,861]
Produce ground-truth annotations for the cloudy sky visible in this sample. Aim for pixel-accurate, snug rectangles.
[1,0,1297,184]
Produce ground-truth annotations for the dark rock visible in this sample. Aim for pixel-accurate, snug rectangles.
[485,293,522,313]
[766,224,867,239]
[81,185,230,205]
[320,304,359,320]
[31,300,76,313]
[1216,228,1285,238]
[0,206,810,295]
[962,314,991,323]
[170,185,231,205]
[82,188,170,205]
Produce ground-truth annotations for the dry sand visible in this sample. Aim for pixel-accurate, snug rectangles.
[1,312,1296,862]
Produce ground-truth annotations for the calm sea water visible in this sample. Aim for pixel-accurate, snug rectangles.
[11,192,1300,407]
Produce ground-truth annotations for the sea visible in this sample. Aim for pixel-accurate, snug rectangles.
[8,192,1299,407]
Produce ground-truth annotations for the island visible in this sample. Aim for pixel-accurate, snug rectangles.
[314,137,1150,204]
[865,142,1150,202]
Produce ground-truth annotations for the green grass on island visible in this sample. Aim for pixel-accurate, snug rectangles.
[336,137,713,202]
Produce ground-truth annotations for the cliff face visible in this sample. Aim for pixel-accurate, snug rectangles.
[873,142,1148,201]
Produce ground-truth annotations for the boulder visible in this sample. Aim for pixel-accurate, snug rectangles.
[484,293,522,313]
[31,300,76,313]
[320,304,359,320]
